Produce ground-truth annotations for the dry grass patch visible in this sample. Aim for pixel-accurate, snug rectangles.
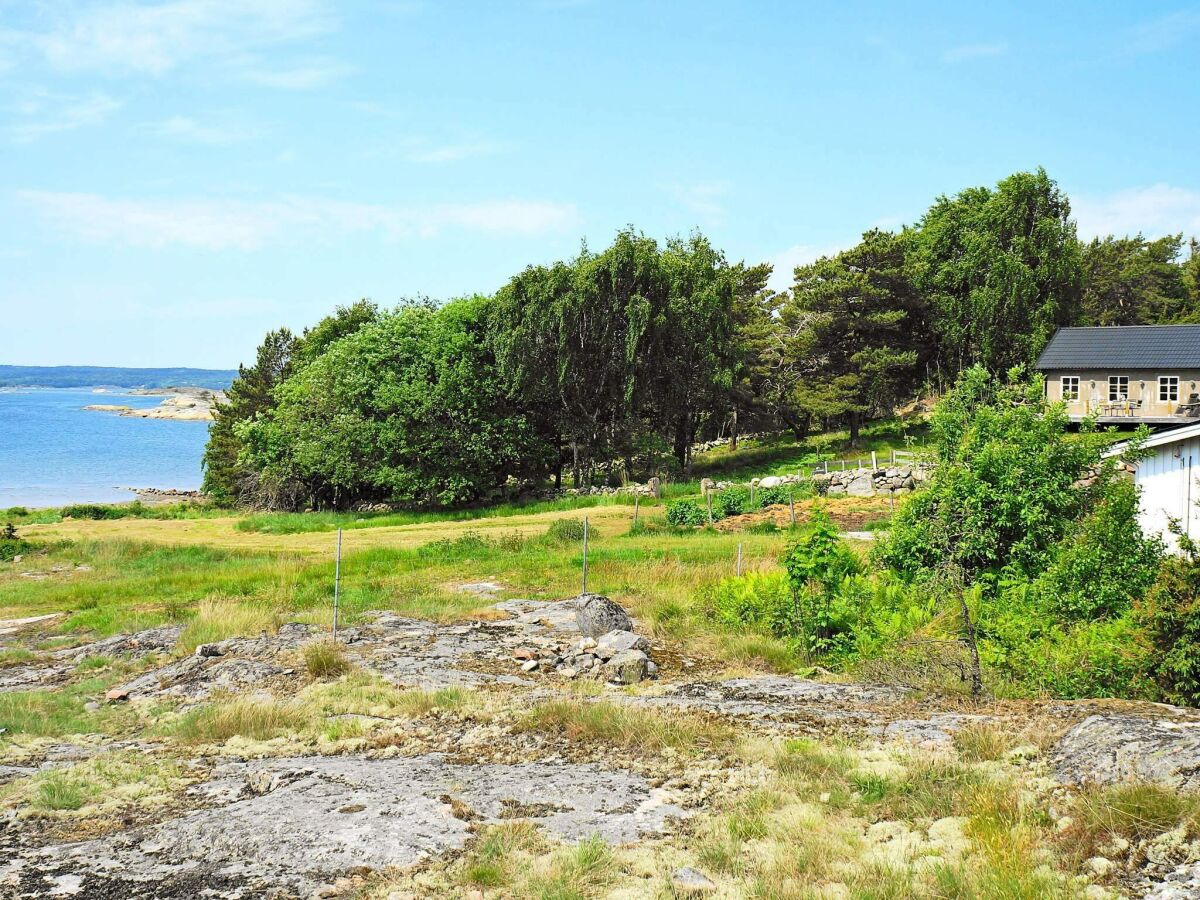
[303,640,351,678]
[518,699,735,755]
[169,697,310,744]
[1060,781,1200,867]
[953,722,1019,762]
[178,596,279,653]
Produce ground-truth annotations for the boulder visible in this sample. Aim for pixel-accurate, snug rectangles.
[759,476,782,489]
[595,629,649,659]
[1052,715,1200,790]
[845,473,874,496]
[699,478,716,496]
[671,866,717,895]
[604,649,650,684]
[575,594,633,638]
[648,476,662,499]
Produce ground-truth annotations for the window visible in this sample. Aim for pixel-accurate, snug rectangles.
[1109,376,1129,401]
[1061,376,1080,401]
[1159,376,1180,402]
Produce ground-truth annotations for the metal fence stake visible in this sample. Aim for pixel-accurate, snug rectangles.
[581,516,589,595]
[332,527,342,641]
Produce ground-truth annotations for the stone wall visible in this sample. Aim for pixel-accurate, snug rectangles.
[812,465,930,497]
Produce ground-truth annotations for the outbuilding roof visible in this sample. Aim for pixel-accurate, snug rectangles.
[1104,419,1200,459]
[1036,325,1200,370]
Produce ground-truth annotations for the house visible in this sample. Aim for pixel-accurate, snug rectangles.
[1107,421,1200,553]
[1036,325,1200,424]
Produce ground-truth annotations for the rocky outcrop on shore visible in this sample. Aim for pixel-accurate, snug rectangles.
[84,387,225,422]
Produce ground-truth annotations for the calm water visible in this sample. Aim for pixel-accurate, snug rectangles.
[0,388,210,508]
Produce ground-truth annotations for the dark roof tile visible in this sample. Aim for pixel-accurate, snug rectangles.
[1036,326,1200,370]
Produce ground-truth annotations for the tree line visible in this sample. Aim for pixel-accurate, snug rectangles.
[203,167,1200,509]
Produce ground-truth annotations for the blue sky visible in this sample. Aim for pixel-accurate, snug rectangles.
[1,1,1199,368]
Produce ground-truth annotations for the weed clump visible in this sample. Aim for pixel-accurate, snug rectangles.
[304,641,351,678]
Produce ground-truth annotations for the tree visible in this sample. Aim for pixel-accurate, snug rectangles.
[911,169,1081,379]
[201,300,380,506]
[874,366,1131,583]
[238,298,552,509]
[202,327,295,505]
[782,229,923,444]
[1077,234,1188,325]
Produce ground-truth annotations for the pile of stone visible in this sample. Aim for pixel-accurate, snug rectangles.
[813,465,928,497]
[512,594,657,685]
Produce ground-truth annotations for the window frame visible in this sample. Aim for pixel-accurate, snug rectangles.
[1061,375,1080,401]
[1108,375,1129,402]
[1159,375,1180,403]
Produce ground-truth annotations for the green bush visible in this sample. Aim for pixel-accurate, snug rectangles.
[665,499,708,527]
[543,517,586,545]
[4,507,29,518]
[1137,550,1200,706]
[712,487,749,519]
[755,486,794,508]
[0,537,28,561]
[61,503,127,520]
[1034,480,1162,621]
[783,510,863,657]
[711,572,792,634]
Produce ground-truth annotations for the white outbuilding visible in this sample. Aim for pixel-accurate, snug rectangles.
[1109,421,1200,553]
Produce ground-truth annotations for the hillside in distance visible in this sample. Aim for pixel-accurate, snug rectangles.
[0,365,237,390]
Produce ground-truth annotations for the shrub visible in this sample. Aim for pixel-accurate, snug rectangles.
[1137,550,1200,706]
[1035,479,1162,621]
[61,503,127,520]
[756,485,794,508]
[783,510,863,657]
[543,517,586,545]
[665,499,708,527]
[713,487,749,518]
[0,536,28,561]
[711,571,792,635]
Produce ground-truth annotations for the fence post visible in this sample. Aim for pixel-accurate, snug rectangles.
[706,492,713,526]
[789,489,796,526]
[736,542,743,577]
[581,516,589,595]
[633,492,639,525]
[871,450,878,470]
[332,527,342,641]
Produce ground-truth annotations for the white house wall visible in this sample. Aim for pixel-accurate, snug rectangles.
[1135,437,1200,552]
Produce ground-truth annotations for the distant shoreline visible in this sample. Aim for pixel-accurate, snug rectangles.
[83,387,226,422]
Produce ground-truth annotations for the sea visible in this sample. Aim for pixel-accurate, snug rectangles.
[0,388,210,508]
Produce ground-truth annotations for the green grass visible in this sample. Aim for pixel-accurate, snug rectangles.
[0,678,135,740]
[2,753,185,815]
[5,502,226,526]
[0,647,36,668]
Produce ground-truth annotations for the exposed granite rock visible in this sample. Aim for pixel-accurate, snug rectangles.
[575,594,633,638]
[7,754,687,897]
[1052,715,1200,790]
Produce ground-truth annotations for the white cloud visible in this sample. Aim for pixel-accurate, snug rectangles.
[941,42,1007,63]
[404,140,506,164]
[6,91,120,142]
[3,0,333,75]
[147,114,260,145]
[766,242,849,292]
[19,190,579,250]
[664,181,729,225]
[1072,184,1200,240]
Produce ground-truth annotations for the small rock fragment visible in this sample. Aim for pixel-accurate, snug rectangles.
[595,629,649,659]
[104,687,129,702]
[604,649,650,685]
[520,660,539,673]
[512,647,537,661]
[671,866,717,895]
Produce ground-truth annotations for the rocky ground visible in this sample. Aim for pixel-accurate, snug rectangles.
[83,387,226,422]
[3,593,1200,899]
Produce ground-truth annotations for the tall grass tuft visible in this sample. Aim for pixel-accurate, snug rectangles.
[303,641,351,678]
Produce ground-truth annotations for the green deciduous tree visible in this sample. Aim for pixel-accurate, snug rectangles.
[912,168,1081,379]
[237,298,551,509]
[1077,234,1189,325]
